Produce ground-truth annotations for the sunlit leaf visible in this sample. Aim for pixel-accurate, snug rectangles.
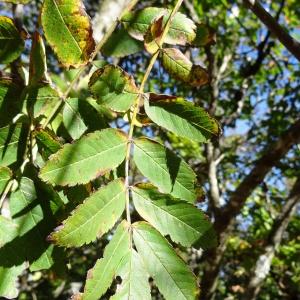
[122,7,206,47]
[41,0,95,68]
[133,137,197,203]
[82,221,130,300]
[111,249,151,300]
[144,97,220,142]
[0,166,12,194]
[161,48,209,87]
[89,65,138,112]
[63,98,88,140]
[48,179,126,247]
[40,128,127,186]
[133,222,199,300]
[132,185,217,248]
[0,16,24,64]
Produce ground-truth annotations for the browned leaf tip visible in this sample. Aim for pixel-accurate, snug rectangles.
[148,93,177,102]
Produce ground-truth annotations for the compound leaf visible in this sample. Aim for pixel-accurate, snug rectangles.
[0,17,24,64]
[161,48,209,87]
[122,7,207,47]
[0,166,12,194]
[132,185,217,248]
[133,222,199,300]
[29,32,48,84]
[133,137,197,203]
[111,249,151,300]
[40,128,127,186]
[63,98,88,140]
[89,65,138,112]
[41,0,95,68]
[144,97,220,142]
[48,179,126,247]
[82,221,130,300]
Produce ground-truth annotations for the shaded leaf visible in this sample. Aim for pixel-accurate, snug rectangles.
[0,124,26,167]
[144,97,220,142]
[133,137,197,202]
[144,15,164,54]
[132,185,217,248]
[41,0,95,68]
[49,179,126,247]
[40,128,127,186]
[161,48,209,87]
[22,84,60,119]
[34,128,62,160]
[0,217,25,299]
[89,65,138,112]
[133,222,199,300]
[63,98,88,140]
[0,76,24,127]
[102,27,144,58]
[82,221,130,300]
[29,32,48,84]
[0,16,24,64]
[0,166,12,194]
[111,249,151,300]
[9,177,61,270]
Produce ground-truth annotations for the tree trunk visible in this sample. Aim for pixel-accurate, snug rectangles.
[201,119,300,300]
[242,177,300,300]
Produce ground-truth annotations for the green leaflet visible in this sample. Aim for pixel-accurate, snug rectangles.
[41,0,95,68]
[0,166,12,194]
[1,0,31,3]
[29,32,48,84]
[34,128,62,160]
[133,222,199,300]
[0,17,24,64]
[111,249,151,300]
[89,65,138,112]
[133,137,197,202]
[0,124,25,167]
[9,177,60,271]
[161,48,209,87]
[144,97,220,142]
[49,179,126,247]
[0,216,25,299]
[22,84,60,119]
[102,27,144,58]
[63,98,88,140]
[82,221,130,300]
[40,128,127,186]
[132,185,217,249]
[0,77,23,127]
[122,7,206,47]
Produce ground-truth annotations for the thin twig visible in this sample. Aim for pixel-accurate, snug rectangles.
[124,0,184,225]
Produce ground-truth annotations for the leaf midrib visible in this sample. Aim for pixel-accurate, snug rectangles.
[42,141,126,176]
[135,229,189,300]
[57,188,124,241]
[134,141,194,197]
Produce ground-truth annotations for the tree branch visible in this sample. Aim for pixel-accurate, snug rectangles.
[242,0,300,62]
[242,177,300,300]
[217,118,300,233]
